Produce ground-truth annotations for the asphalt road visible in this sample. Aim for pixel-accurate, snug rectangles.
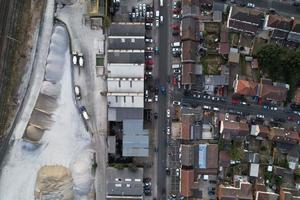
[155,2,171,200]
[182,92,300,122]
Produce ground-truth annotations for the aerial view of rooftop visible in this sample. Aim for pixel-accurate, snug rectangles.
[0,0,300,199]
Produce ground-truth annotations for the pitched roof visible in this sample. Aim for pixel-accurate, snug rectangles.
[182,63,195,85]
[182,0,200,17]
[219,42,230,55]
[181,144,195,167]
[228,6,264,35]
[267,14,291,31]
[292,88,300,105]
[181,169,195,197]
[181,113,196,140]
[219,150,231,167]
[220,121,249,140]
[230,6,264,24]
[182,40,197,62]
[206,144,219,168]
[251,125,270,138]
[181,17,197,41]
[259,84,288,102]
[218,182,253,200]
[235,80,258,96]
[270,127,300,144]
[255,191,279,200]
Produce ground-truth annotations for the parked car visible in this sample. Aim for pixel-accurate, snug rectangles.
[176,168,180,177]
[72,51,78,65]
[166,126,171,135]
[160,15,163,23]
[166,109,170,118]
[173,69,181,74]
[154,94,158,102]
[172,101,181,106]
[78,53,84,67]
[246,2,255,8]
[172,14,181,19]
[74,85,81,100]
[145,60,154,65]
[79,106,89,120]
[171,24,180,30]
[154,112,158,119]
[172,31,179,36]
[145,38,153,43]
[256,114,264,119]
[156,19,159,27]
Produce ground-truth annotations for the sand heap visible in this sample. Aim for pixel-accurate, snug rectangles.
[35,165,74,200]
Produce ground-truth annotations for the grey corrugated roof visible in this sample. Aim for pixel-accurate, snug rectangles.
[106,167,143,197]
[108,52,145,63]
[123,119,149,157]
[108,38,145,50]
[108,136,116,153]
[109,23,145,36]
[205,75,229,86]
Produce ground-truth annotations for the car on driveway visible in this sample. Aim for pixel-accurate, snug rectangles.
[172,101,181,106]
[167,109,171,118]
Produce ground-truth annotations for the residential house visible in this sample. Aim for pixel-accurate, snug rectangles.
[292,88,300,105]
[250,125,270,140]
[182,63,195,85]
[287,145,300,169]
[181,144,195,167]
[106,167,144,199]
[269,127,299,145]
[219,28,229,55]
[195,144,219,174]
[182,40,198,63]
[218,179,253,200]
[180,169,195,198]
[287,18,300,45]
[233,79,288,103]
[180,113,199,140]
[220,121,250,141]
[181,0,200,18]
[204,75,229,94]
[227,6,265,35]
[264,14,292,41]
[181,17,199,41]
[255,191,279,200]
[279,187,300,200]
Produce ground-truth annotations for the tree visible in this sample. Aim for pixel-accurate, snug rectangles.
[295,168,300,177]
[104,16,111,30]
[229,142,244,161]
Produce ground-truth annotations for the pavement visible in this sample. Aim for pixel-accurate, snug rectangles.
[216,0,300,18]
[56,2,107,200]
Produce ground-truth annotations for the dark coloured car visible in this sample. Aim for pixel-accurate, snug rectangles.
[154,112,158,119]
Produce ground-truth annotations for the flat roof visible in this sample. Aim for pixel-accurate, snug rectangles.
[198,144,207,168]
[106,167,144,197]
[108,96,144,108]
[107,79,144,93]
[109,23,145,37]
[123,119,149,157]
[108,52,145,64]
[107,63,144,78]
[108,108,144,122]
[108,38,145,50]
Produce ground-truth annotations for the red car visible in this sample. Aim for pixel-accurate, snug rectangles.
[172,8,181,14]
[146,65,153,71]
[145,60,154,65]
[172,75,177,86]
[171,24,180,30]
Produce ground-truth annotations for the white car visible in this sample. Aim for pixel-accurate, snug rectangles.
[166,126,171,135]
[72,51,78,65]
[173,69,181,74]
[155,10,160,19]
[176,168,180,177]
[246,3,255,8]
[167,109,171,118]
[154,95,158,102]
[271,107,278,111]
[156,19,159,27]
[160,15,163,23]
[78,53,84,67]
[257,114,264,119]
[213,107,220,112]
[172,101,181,106]
[74,85,81,100]
[225,113,229,120]
[203,105,211,110]
[80,106,89,120]
[173,14,181,19]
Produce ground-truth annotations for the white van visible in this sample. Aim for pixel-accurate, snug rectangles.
[155,10,160,19]
[160,0,164,6]
[172,64,181,69]
[171,42,181,47]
